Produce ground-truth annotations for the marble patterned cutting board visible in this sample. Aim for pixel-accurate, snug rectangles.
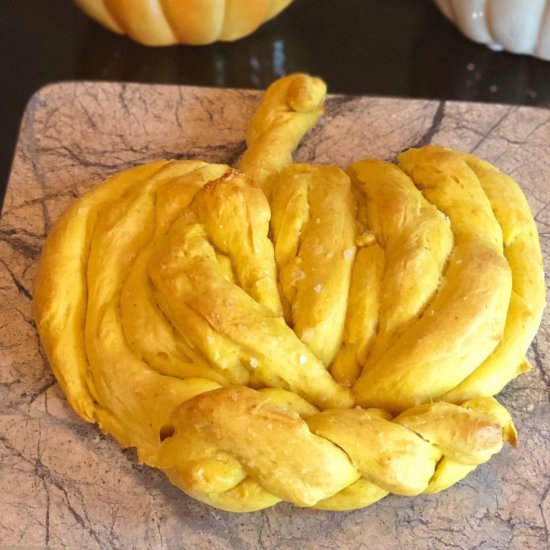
[0,82,549,550]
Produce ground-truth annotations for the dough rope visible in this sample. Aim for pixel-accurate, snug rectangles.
[33,74,545,512]
[238,74,327,192]
[154,387,515,511]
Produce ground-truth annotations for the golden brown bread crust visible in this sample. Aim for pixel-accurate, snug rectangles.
[33,75,545,512]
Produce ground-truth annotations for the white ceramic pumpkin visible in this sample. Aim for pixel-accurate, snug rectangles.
[434,0,550,60]
[74,0,293,46]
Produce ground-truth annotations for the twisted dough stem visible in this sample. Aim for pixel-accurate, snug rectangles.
[238,74,327,192]
[155,386,515,512]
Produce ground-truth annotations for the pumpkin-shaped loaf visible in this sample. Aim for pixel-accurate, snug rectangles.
[34,74,545,512]
[74,0,293,45]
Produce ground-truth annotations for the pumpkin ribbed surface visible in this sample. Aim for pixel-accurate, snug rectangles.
[74,0,293,45]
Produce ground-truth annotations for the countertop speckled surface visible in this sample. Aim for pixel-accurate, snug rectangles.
[0,83,549,549]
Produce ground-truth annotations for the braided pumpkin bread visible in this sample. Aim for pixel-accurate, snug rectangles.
[33,74,545,512]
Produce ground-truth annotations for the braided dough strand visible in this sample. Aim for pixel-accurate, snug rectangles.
[155,386,511,511]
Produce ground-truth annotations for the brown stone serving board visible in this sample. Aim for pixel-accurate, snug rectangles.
[0,82,549,550]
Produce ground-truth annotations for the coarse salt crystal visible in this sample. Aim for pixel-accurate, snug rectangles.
[292,268,306,284]
[299,354,307,365]
[249,357,259,368]
[438,211,450,224]
[343,248,354,260]
[313,284,322,293]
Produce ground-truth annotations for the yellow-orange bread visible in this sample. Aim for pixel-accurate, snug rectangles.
[33,74,545,512]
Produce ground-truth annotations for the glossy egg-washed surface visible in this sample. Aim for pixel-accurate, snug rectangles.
[74,0,293,45]
[32,75,545,512]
